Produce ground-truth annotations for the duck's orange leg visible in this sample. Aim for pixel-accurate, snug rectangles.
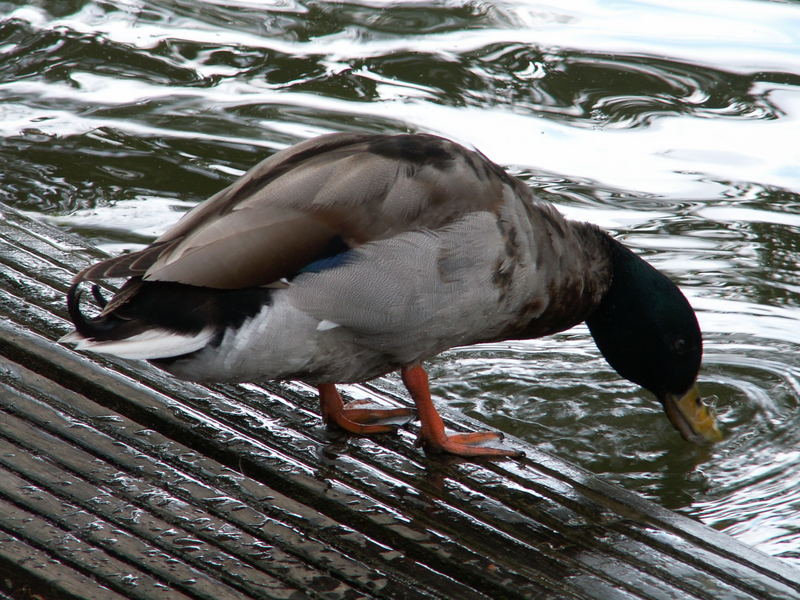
[318,383,413,434]
[400,364,523,457]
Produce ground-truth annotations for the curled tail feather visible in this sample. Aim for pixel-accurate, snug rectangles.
[62,278,273,360]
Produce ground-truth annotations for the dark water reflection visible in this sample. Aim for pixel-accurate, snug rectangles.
[2,0,799,565]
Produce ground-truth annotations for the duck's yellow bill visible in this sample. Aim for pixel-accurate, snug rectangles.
[662,383,722,444]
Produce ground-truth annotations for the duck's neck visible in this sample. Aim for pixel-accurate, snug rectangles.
[507,221,615,341]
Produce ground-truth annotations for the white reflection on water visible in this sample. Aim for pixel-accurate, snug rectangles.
[6,0,800,198]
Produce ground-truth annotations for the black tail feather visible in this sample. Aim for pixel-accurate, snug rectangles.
[66,281,121,340]
[66,278,274,344]
[91,284,108,308]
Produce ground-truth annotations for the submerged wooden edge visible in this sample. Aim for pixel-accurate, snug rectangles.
[1,204,798,600]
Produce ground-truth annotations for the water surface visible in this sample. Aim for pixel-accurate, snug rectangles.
[1,0,799,566]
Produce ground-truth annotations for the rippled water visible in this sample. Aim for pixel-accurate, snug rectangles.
[2,0,799,566]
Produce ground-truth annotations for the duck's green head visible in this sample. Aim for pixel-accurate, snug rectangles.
[586,239,721,444]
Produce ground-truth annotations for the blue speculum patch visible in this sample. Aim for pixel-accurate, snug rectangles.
[299,250,353,274]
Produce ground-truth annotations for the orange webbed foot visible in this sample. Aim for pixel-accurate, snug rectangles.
[401,364,523,459]
[318,384,414,434]
[416,429,523,457]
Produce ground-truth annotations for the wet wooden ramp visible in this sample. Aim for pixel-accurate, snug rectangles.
[1,204,799,600]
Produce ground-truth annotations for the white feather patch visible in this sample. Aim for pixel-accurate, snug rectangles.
[70,327,216,360]
[316,319,340,331]
[58,331,83,344]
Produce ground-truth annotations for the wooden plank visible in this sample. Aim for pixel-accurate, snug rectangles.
[1,204,799,599]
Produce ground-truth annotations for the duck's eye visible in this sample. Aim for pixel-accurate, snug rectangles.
[672,338,687,354]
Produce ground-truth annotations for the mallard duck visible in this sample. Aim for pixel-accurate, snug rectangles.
[63,132,721,457]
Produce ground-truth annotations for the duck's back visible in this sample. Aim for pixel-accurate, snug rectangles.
[79,133,520,287]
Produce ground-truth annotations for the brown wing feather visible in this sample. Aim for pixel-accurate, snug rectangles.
[145,208,336,288]
[75,132,515,290]
[73,241,172,283]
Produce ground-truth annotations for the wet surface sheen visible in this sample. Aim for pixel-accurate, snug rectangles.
[1,0,798,566]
